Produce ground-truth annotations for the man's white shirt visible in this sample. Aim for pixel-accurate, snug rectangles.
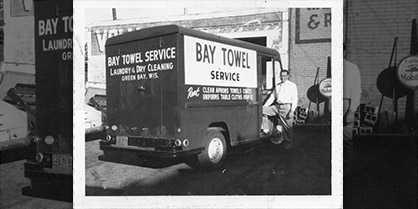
[343,59,362,111]
[264,80,298,111]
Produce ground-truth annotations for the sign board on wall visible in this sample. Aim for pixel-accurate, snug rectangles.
[397,55,418,89]
[90,12,282,55]
[11,0,33,16]
[319,77,331,97]
[295,8,331,44]
[184,36,257,103]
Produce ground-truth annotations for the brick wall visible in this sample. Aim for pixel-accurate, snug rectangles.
[289,8,332,117]
[345,0,418,123]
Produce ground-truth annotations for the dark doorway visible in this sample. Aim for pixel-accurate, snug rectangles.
[236,37,267,47]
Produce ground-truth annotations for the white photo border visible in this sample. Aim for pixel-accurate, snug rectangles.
[73,0,343,208]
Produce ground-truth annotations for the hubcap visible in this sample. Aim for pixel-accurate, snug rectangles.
[208,137,224,163]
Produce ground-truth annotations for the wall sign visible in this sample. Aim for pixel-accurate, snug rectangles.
[397,55,418,89]
[11,0,33,17]
[295,8,331,44]
[90,12,282,55]
[319,77,332,97]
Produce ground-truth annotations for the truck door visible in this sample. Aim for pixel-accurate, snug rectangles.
[106,34,178,138]
[261,56,277,104]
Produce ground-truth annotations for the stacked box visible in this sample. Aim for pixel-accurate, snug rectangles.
[297,120,305,125]
[359,126,373,134]
[364,113,378,127]
[298,108,308,120]
[352,128,360,136]
[352,104,379,136]
[353,119,361,127]
[293,106,308,125]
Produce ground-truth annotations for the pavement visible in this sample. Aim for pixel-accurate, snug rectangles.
[4,125,415,208]
[85,124,332,196]
[344,134,417,209]
[0,145,72,209]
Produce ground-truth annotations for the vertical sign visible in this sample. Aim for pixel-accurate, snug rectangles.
[397,55,418,89]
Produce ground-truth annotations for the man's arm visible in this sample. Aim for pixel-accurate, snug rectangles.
[350,65,362,111]
[264,88,276,107]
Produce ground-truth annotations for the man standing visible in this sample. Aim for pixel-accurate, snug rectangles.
[262,70,298,150]
[343,43,362,177]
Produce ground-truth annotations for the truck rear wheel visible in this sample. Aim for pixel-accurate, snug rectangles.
[196,129,227,170]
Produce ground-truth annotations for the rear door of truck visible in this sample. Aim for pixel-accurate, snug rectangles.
[106,34,179,138]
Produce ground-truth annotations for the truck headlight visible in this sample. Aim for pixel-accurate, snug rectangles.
[174,139,182,146]
[44,135,55,145]
[183,139,189,147]
[36,153,44,163]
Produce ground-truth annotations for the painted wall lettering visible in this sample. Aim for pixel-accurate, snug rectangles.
[296,8,331,44]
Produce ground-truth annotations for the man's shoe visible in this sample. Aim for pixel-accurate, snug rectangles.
[276,125,283,133]
[270,134,284,145]
[260,130,270,136]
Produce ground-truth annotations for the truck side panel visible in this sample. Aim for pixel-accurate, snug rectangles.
[179,34,261,147]
[180,104,260,149]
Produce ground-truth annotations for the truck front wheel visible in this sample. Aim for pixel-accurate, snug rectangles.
[197,129,227,169]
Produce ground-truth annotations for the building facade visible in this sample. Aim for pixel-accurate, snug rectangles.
[85,8,338,122]
[289,8,332,119]
[345,0,418,130]
[0,0,35,99]
[86,8,289,85]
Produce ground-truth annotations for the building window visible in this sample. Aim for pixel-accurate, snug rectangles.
[1,0,4,61]
[11,0,33,17]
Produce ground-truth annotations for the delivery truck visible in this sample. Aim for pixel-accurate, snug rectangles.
[21,0,73,201]
[100,25,283,169]
[1,84,36,152]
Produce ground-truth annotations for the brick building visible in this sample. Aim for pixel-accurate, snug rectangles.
[345,0,418,132]
[288,8,331,121]
[84,8,293,104]
[85,8,288,84]
[86,8,335,123]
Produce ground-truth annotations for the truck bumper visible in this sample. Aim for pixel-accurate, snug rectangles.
[85,126,106,141]
[99,140,203,159]
[0,136,32,151]
[22,161,72,202]
[85,125,105,135]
